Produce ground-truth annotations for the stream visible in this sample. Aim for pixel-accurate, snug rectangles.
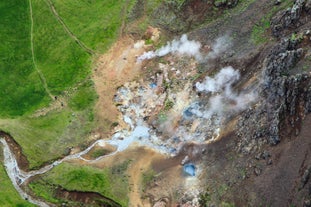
[0,121,160,206]
[0,74,224,206]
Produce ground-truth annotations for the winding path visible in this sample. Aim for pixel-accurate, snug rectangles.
[29,0,54,101]
[0,122,155,206]
[45,0,96,55]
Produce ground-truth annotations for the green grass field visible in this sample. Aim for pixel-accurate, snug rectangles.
[50,0,130,53]
[32,0,91,94]
[0,0,50,117]
[30,162,130,206]
[0,107,95,169]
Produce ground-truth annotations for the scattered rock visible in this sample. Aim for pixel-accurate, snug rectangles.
[304,199,311,207]
[261,151,271,160]
[153,198,168,207]
[274,0,282,5]
[214,0,239,8]
[301,166,311,189]
[254,166,262,176]
[236,35,311,152]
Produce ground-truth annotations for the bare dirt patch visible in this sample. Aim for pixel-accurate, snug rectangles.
[92,36,147,136]
[55,187,122,207]
[81,145,168,207]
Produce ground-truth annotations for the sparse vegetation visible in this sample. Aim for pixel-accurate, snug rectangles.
[251,16,270,45]
[141,169,157,191]
[164,99,174,111]
[251,0,294,45]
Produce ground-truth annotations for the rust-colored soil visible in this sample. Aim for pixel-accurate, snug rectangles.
[92,36,146,137]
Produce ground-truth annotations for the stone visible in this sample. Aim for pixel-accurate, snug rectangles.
[301,167,311,189]
[271,0,310,37]
[254,167,262,176]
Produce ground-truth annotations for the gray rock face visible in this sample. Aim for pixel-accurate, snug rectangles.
[306,0,311,13]
[237,35,311,152]
[271,0,311,37]
[214,0,239,8]
[261,39,305,144]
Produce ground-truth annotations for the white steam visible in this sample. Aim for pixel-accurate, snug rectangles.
[205,35,232,60]
[195,66,240,93]
[195,66,257,118]
[137,34,202,61]
[138,34,232,62]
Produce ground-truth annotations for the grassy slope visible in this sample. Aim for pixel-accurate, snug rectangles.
[51,0,128,53]
[0,0,49,117]
[32,0,91,94]
[0,107,95,169]
[29,162,130,206]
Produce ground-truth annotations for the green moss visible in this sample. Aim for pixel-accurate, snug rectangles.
[250,16,270,45]
[28,180,59,204]
[251,0,295,45]
[90,149,110,159]
[141,169,157,191]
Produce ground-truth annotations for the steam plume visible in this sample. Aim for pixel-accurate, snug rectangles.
[137,34,202,62]
[205,35,232,60]
[195,66,257,118]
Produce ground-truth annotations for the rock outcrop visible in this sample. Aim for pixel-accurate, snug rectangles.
[237,31,311,152]
[271,0,311,37]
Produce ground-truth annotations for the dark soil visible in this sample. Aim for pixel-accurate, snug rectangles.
[55,187,122,207]
[0,131,29,171]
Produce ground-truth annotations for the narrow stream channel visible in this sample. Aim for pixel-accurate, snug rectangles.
[0,119,158,206]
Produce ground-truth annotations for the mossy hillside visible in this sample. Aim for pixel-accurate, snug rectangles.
[68,80,98,111]
[30,161,131,206]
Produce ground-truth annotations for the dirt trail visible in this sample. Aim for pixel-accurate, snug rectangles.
[93,36,146,135]
[127,147,164,207]
[29,0,54,101]
[45,0,95,55]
